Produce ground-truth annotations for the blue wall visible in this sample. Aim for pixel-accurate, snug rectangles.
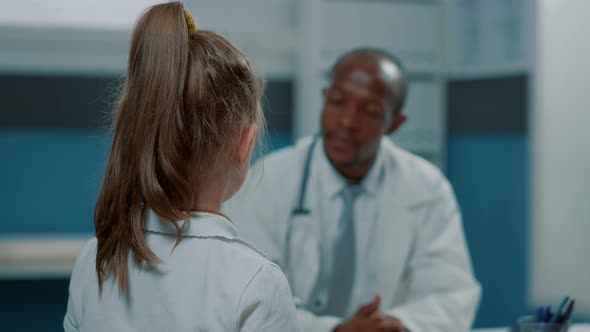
[0,129,109,234]
[447,133,529,328]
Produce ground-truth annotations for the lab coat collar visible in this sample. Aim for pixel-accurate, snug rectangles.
[316,137,385,199]
[143,209,240,240]
[360,146,385,197]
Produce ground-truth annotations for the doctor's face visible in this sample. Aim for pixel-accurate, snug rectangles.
[321,58,401,169]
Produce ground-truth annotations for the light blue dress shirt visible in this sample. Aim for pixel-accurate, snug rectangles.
[64,210,299,332]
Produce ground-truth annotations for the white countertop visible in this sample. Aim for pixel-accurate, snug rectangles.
[0,234,90,279]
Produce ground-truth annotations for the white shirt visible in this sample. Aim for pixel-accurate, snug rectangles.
[64,210,299,332]
[314,141,385,316]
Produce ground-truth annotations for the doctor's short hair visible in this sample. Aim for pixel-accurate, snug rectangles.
[94,1,264,292]
[330,48,408,114]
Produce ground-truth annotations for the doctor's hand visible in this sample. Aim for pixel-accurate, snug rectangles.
[370,314,406,332]
[334,295,381,332]
[334,295,407,332]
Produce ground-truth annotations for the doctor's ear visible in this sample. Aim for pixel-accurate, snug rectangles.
[235,124,258,164]
[386,113,406,134]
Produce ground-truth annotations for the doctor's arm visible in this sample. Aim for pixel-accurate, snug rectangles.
[387,180,481,332]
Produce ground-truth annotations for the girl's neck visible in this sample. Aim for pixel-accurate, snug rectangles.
[190,195,223,213]
[189,169,230,213]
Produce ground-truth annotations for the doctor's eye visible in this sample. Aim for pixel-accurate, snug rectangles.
[323,88,345,105]
[363,103,385,118]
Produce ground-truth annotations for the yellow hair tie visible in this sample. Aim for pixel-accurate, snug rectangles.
[183,9,197,36]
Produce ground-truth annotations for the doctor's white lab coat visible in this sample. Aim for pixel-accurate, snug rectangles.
[224,137,481,332]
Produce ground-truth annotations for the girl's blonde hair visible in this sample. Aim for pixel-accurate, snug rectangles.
[94,1,264,292]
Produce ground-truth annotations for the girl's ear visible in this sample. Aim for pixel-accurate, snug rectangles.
[236,124,258,164]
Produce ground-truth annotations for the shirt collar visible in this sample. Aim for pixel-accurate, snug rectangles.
[143,209,240,240]
[317,137,385,199]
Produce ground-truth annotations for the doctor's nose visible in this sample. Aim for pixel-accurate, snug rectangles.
[338,106,360,130]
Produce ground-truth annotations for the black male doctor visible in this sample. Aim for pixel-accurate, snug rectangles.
[225,49,481,332]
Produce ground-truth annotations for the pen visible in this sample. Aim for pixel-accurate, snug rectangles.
[557,299,575,323]
[550,296,570,323]
[536,307,544,322]
[543,305,552,323]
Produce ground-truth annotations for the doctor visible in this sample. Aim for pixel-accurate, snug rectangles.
[224,48,481,332]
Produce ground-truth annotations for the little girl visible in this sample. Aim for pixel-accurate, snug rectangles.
[64,2,298,331]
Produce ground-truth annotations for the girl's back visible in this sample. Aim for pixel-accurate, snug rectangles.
[66,212,296,331]
[64,2,298,331]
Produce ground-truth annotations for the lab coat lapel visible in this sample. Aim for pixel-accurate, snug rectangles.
[374,151,414,308]
[286,142,322,305]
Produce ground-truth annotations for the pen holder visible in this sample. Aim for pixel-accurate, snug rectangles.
[513,316,570,332]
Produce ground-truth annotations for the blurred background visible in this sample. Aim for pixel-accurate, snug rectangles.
[1,0,589,330]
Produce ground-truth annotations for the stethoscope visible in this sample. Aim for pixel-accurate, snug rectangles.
[290,134,320,217]
[283,134,318,268]
[283,134,325,309]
